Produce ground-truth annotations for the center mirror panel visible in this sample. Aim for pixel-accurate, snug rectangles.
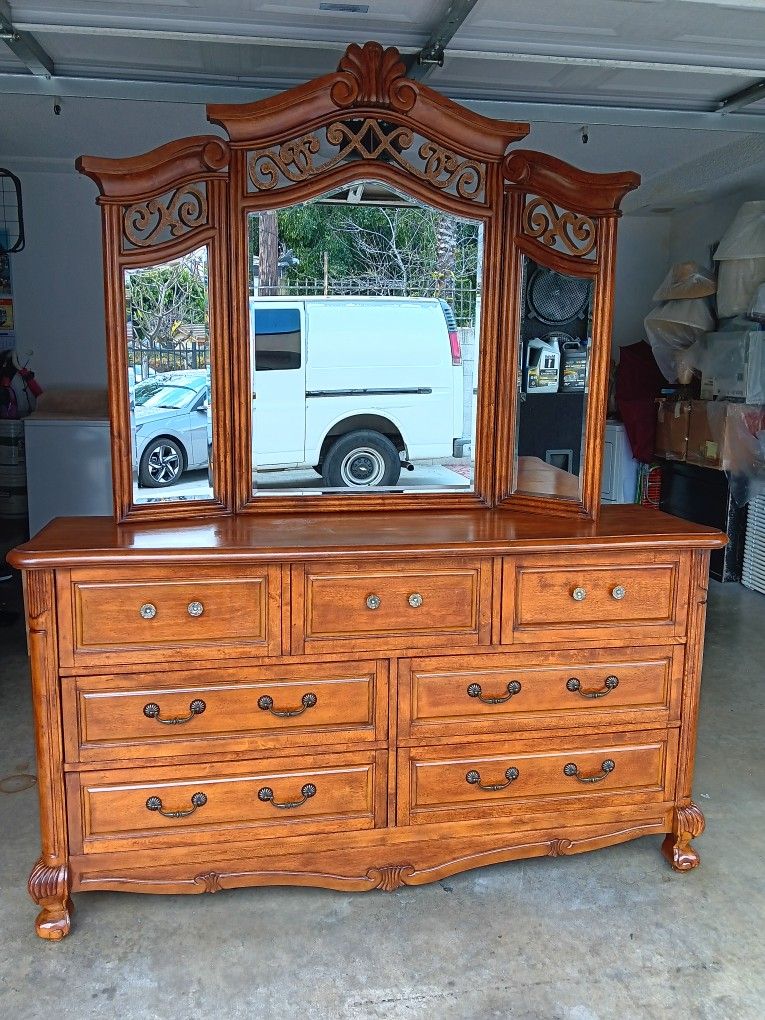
[246,182,484,496]
[125,245,213,505]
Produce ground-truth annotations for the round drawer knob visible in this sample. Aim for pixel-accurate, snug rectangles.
[187,601,204,617]
[611,585,626,601]
[366,594,381,610]
[139,603,157,620]
[408,593,423,608]
[571,587,587,602]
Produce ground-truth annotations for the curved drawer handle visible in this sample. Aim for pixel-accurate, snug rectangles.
[258,783,317,810]
[143,699,206,725]
[566,676,619,700]
[146,791,207,818]
[258,692,317,718]
[467,680,522,705]
[465,766,519,792]
[563,759,615,784]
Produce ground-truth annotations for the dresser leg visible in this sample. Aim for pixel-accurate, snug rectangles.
[661,802,705,872]
[28,859,73,940]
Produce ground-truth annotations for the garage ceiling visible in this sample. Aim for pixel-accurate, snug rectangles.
[1,0,764,120]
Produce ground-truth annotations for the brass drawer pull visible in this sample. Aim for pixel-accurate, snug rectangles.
[563,759,615,783]
[611,586,626,600]
[145,791,207,818]
[187,601,205,617]
[566,676,619,699]
[366,594,381,610]
[139,603,157,620]
[408,593,423,608]
[258,692,317,717]
[571,587,587,602]
[143,699,206,725]
[465,766,519,792]
[258,783,317,809]
[467,680,522,704]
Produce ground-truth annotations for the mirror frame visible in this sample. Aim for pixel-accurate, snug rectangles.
[78,42,639,523]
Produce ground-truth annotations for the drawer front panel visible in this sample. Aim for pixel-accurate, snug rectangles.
[294,558,492,653]
[400,731,678,825]
[503,552,687,644]
[70,751,385,853]
[65,661,385,763]
[400,647,680,740]
[60,565,281,665]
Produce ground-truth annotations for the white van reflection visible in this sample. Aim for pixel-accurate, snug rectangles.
[251,296,469,489]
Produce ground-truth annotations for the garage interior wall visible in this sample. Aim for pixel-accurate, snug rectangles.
[2,93,675,388]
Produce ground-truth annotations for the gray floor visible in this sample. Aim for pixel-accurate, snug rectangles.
[0,577,763,1020]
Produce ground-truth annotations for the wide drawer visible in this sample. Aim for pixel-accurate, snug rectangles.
[292,558,492,654]
[63,661,387,763]
[57,565,281,666]
[502,551,688,645]
[68,750,386,853]
[399,646,682,741]
[398,730,678,826]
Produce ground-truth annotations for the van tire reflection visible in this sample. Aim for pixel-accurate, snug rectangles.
[321,430,401,488]
[139,437,186,488]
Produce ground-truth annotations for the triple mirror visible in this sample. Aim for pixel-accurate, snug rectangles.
[79,41,638,523]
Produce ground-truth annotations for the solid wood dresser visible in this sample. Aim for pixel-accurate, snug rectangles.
[10,505,725,939]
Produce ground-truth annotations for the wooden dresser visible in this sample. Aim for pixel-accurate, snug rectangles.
[10,507,724,939]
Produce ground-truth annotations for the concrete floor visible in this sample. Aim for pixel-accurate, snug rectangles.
[0,577,763,1019]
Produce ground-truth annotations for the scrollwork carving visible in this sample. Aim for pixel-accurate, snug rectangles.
[661,801,705,872]
[247,120,485,201]
[25,571,50,621]
[523,196,596,258]
[547,839,574,857]
[366,864,415,891]
[194,871,223,893]
[122,183,208,249]
[28,858,72,940]
[331,41,417,112]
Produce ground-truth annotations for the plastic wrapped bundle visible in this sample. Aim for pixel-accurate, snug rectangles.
[644,299,715,381]
[652,262,716,302]
[714,201,765,318]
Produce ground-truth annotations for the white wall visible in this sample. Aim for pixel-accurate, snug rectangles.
[0,93,682,385]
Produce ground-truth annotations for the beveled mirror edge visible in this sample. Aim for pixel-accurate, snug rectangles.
[75,41,640,525]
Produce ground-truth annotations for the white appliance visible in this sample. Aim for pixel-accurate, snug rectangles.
[24,416,112,536]
[601,420,638,504]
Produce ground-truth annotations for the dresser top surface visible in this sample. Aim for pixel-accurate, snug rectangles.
[9,506,726,569]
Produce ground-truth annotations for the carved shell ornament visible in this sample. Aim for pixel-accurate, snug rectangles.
[522,196,597,258]
[123,183,208,249]
[330,41,418,112]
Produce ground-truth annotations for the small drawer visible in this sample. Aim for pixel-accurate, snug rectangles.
[399,731,678,826]
[68,750,386,853]
[63,661,387,763]
[58,565,281,666]
[399,646,682,741]
[292,558,492,654]
[502,551,688,645]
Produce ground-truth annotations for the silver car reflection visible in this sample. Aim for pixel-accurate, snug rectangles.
[132,370,210,487]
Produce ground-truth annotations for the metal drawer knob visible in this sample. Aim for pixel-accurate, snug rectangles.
[139,603,157,620]
[611,585,626,600]
[408,593,423,608]
[187,601,204,617]
[571,587,587,602]
[366,594,381,610]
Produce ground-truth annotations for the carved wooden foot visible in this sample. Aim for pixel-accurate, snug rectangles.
[661,802,705,872]
[28,859,73,940]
